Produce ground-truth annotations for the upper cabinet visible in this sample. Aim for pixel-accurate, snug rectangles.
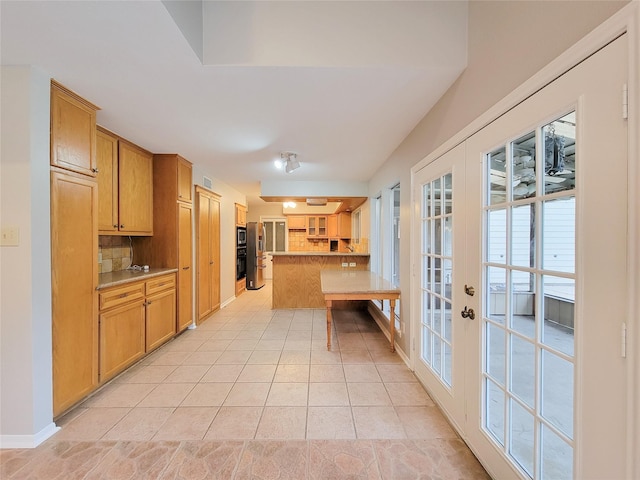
[50,80,100,177]
[288,215,306,230]
[177,156,193,203]
[235,203,247,226]
[97,127,153,235]
[328,213,351,239]
[307,216,328,237]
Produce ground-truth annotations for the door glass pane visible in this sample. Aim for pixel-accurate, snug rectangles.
[444,173,453,214]
[487,209,507,264]
[542,349,574,438]
[541,424,573,480]
[510,334,535,408]
[543,198,575,273]
[489,146,507,205]
[511,272,535,339]
[543,113,575,195]
[487,266,506,324]
[487,322,505,385]
[542,275,574,356]
[512,132,537,200]
[512,204,535,268]
[486,378,505,446]
[275,222,286,251]
[264,221,274,251]
[510,399,535,477]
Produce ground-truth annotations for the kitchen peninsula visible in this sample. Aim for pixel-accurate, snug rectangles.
[271,252,370,309]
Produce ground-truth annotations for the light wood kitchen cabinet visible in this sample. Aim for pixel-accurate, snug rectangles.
[197,187,221,323]
[287,215,306,230]
[51,168,99,417]
[134,154,193,331]
[98,273,177,382]
[96,127,153,235]
[307,216,328,237]
[96,128,119,231]
[99,294,146,383]
[235,203,247,226]
[50,80,99,177]
[328,212,351,238]
[145,274,177,352]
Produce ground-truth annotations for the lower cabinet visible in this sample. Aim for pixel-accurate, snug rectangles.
[98,273,176,383]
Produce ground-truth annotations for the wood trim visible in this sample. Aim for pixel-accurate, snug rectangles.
[51,79,101,111]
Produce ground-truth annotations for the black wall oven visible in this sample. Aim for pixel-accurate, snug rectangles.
[236,246,247,281]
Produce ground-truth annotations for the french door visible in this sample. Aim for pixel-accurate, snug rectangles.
[413,34,629,479]
[262,217,287,279]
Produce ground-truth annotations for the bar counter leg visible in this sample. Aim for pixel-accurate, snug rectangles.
[389,299,396,353]
[326,300,333,350]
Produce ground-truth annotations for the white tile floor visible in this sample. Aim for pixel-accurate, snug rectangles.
[1,281,490,479]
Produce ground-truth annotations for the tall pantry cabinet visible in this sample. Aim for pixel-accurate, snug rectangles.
[134,154,194,333]
[196,186,221,323]
[50,80,100,417]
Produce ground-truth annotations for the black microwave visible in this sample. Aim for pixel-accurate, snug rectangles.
[237,227,247,246]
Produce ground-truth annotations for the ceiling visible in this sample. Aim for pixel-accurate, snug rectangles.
[1,1,468,205]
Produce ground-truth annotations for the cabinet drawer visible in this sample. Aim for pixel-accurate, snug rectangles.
[99,281,145,311]
[146,274,176,295]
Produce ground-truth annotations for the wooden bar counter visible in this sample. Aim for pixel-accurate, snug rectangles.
[271,252,370,309]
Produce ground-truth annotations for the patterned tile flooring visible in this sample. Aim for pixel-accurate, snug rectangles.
[1,282,490,479]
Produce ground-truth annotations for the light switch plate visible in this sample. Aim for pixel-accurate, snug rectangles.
[349,262,356,267]
[0,226,19,246]
[341,262,348,267]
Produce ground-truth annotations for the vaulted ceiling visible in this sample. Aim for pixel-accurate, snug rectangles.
[1,1,468,203]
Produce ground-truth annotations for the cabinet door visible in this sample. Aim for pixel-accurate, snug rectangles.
[288,215,306,230]
[317,216,327,237]
[178,202,193,330]
[146,288,176,352]
[51,169,98,416]
[210,196,221,313]
[328,215,338,237]
[197,191,212,320]
[96,129,119,232]
[307,216,317,236]
[50,82,97,176]
[99,300,145,383]
[118,140,153,235]
[177,157,192,203]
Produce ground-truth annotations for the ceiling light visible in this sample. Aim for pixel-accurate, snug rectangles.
[306,198,327,206]
[283,201,296,208]
[274,158,283,169]
[278,151,300,173]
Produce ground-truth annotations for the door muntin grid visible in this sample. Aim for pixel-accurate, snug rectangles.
[482,112,576,480]
[421,173,453,388]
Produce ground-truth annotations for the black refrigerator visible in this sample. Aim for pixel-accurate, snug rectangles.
[246,221,266,290]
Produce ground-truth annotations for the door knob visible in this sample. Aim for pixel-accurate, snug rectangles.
[464,284,475,296]
[461,306,475,320]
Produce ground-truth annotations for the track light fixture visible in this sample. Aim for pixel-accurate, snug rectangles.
[275,152,300,173]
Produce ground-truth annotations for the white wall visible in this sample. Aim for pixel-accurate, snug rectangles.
[191,166,246,306]
[0,66,55,445]
[368,0,628,356]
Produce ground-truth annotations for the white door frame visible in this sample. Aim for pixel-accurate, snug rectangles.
[410,3,639,478]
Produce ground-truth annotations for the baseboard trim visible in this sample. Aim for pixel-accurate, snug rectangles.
[0,422,60,449]
[367,301,410,367]
[221,296,236,309]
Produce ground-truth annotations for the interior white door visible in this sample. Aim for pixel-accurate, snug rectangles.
[413,34,629,480]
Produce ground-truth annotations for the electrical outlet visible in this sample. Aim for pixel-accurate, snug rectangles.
[349,262,356,267]
[0,226,19,246]
[341,262,348,267]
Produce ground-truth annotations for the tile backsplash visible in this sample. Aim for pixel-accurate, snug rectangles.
[98,236,132,273]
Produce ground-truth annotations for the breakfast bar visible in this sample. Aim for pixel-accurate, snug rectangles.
[320,270,400,352]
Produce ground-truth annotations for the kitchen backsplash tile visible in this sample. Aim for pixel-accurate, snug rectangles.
[98,236,132,273]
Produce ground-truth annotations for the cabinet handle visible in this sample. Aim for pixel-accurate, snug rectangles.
[119,293,128,298]
[120,225,124,229]
[210,261,214,265]
[92,168,99,173]
[183,266,190,270]
[113,224,118,228]
[147,300,152,305]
